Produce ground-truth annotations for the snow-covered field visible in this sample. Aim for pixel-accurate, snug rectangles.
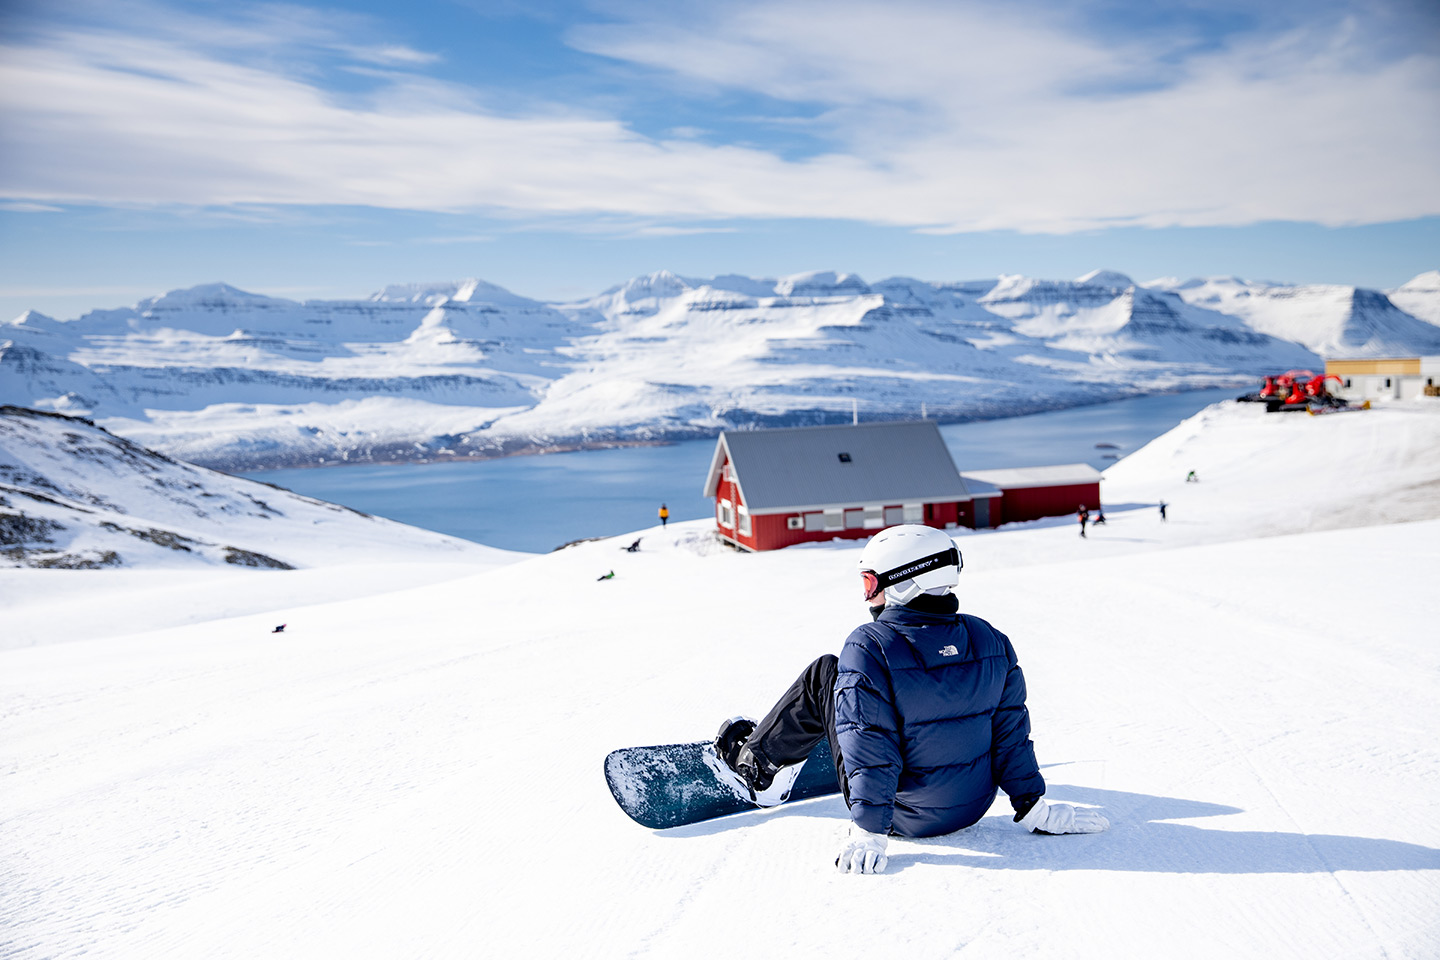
[3,400,1439,959]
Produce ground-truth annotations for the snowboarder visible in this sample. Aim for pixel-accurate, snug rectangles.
[1159,500,1168,521]
[597,570,615,581]
[624,538,642,553]
[1093,507,1106,525]
[1078,504,1089,538]
[1186,471,1198,483]
[711,524,1108,875]
[271,624,286,634]
[659,503,669,528]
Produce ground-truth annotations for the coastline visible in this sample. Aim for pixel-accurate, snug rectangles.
[211,384,1248,475]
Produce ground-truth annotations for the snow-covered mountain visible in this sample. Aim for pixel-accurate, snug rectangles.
[1388,270,1440,327]
[2,269,1436,470]
[0,405,510,569]
[1155,272,1440,358]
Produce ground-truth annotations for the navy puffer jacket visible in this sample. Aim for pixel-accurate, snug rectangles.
[835,601,1046,837]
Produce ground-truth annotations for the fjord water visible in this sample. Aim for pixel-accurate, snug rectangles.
[240,388,1237,553]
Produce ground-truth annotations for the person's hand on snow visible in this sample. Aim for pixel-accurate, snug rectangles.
[1017,798,1109,835]
[835,824,889,874]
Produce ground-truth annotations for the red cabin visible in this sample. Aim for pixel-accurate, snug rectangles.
[702,421,977,551]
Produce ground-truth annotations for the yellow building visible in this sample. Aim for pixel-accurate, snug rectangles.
[1326,356,1440,400]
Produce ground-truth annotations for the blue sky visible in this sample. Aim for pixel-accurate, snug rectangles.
[1,0,1437,319]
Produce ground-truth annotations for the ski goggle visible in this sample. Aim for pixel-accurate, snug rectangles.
[860,546,962,601]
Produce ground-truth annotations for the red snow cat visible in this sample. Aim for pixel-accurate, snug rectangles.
[1237,370,1363,414]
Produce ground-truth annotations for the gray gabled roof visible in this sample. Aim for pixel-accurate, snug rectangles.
[960,463,1102,490]
[702,421,972,515]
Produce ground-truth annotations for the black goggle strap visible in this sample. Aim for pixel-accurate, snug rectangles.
[863,546,961,597]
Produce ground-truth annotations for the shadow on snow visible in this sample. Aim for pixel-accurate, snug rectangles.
[659,784,1440,876]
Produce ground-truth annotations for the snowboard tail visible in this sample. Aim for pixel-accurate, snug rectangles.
[605,738,840,829]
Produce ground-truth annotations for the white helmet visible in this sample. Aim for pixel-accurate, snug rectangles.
[858,524,962,606]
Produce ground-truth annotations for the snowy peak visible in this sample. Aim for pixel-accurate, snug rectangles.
[701,274,786,298]
[5,309,61,329]
[1388,270,1440,327]
[141,283,294,314]
[1075,269,1135,289]
[369,278,540,309]
[614,270,696,303]
[1174,280,1440,357]
[1393,269,1440,294]
[773,270,871,298]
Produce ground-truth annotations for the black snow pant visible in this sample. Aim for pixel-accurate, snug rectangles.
[747,654,849,802]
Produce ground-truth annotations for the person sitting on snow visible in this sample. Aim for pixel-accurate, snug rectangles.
[709,524,1109,874]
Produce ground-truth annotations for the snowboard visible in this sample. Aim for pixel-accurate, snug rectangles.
[604,737,841,829]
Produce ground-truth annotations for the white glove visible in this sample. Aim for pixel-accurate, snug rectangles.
[835,824,889,874]
[1018,798,1109,835]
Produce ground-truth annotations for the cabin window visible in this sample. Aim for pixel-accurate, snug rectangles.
[805,512,826,532]
[718,499,734,528]
[863,506,885,528]
[823,510,844,531]
[737,505,751,536]
[1344,378,1352,388]
[903,503,923,523]
[884,506,904,525]
[1385,378,1392,388]
[845,509,865,529]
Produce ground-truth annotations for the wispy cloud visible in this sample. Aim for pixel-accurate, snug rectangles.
[626,225,740,237]
[0,0,1435,233]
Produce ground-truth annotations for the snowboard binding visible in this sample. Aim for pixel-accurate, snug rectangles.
[703,715,805,808]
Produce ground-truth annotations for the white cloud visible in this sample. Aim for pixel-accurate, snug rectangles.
[0,1,1436,233]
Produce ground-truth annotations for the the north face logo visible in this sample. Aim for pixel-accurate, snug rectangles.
[939,645,959,657]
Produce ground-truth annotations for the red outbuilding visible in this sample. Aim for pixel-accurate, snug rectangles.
[958,464,1103,525]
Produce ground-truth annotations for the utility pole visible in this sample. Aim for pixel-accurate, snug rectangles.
[852,399,858,424]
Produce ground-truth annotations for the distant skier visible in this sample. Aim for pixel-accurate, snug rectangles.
[1093,507,1106,525]
[1159,500,1168,521]
[711,524,1109,875]
[272,624,286,634]
[1077,504,1089,538]
[624,538,642,553]
[597,570,615,581]
[1186,470,1198,483]
[658,503,669,528]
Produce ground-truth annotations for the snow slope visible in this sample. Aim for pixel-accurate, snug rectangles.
[2,404,1438,959]
[10,267,1437,470]
[0,405,517,573]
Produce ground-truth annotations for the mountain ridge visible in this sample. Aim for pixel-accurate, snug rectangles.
[2,269,1436,470]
